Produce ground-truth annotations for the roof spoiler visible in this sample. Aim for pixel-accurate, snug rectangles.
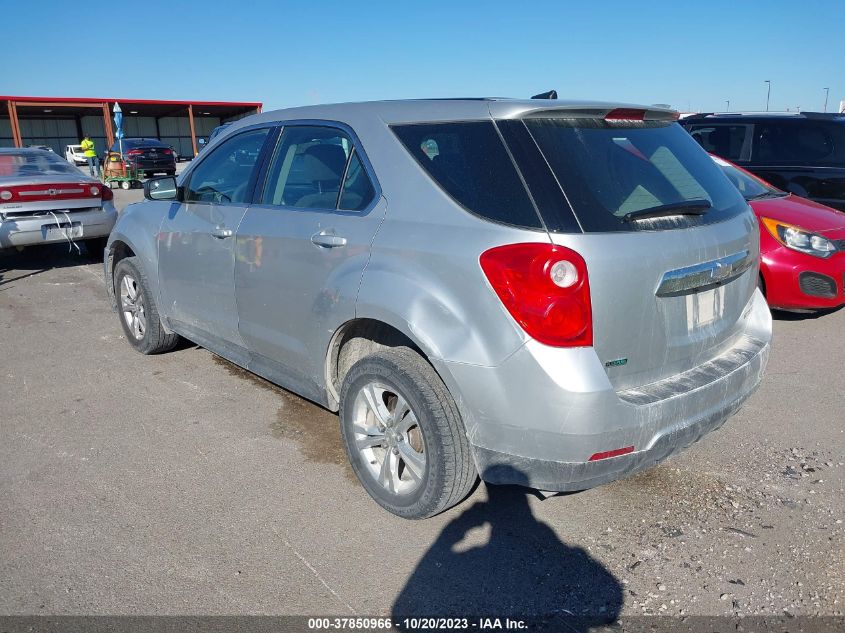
[522,106,679,122]
[531,90,558,100]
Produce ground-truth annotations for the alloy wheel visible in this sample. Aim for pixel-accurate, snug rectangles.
[352,382,426,496]
[119,273,147,340]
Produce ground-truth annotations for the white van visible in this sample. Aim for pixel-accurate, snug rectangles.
[65,144,86,165]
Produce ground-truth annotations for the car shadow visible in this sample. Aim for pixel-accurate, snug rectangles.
[0,242,103,287]
[772,306,843,321]
[392,467,622,632]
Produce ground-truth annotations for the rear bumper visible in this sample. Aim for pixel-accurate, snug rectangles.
[436,289,772,491]
[0,205,117,249]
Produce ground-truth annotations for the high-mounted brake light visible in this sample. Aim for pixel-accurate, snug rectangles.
[479,243,592,347]
[604,108,680,122]
[605,108,646,121]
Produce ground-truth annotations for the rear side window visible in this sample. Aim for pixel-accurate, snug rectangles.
[523,119,747,232]
[753,122,844,165]
[392,122,542,229]
[261,126,376,211]
[687,124,752,161]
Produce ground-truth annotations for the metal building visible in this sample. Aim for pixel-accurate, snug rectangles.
[1,96,263,158]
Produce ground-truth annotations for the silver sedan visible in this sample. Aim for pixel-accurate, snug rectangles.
[0,148,117,253]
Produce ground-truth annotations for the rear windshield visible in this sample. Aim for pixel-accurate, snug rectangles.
[119,139,168,149]
[0,151,81,177]
[523,119,748,232]
[392,122,543,229]
[712,157,782,201]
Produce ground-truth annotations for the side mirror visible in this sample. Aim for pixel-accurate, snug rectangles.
[144,176,180,201]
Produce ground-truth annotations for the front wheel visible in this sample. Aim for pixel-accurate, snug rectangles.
[113,256,180,354]
[340,347,477,519]
[120,180,131,190]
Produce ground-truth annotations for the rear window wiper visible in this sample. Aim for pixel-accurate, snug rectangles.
[622,199,712,222]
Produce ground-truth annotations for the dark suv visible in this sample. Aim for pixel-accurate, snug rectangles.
[681,112,845,212]
[109,138,176,177]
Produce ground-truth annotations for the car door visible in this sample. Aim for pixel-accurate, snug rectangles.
[158,126,273,362]
[234,123,386,402]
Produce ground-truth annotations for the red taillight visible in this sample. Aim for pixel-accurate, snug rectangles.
[604,108,646,121]
[479,243,592,347]
[162,149,173,155]
[0,183,103,203]
[589,446,635,461]
[100,185,114,202]
[126,149,143,156]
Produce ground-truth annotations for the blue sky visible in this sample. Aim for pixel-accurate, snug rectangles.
[5,0,842,113]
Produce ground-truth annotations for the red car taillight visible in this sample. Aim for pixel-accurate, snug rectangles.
[162,149,173,155]
[479,243,593,347]
[0,183,104,203]
[126,149,143,156]
[100,185,114,202]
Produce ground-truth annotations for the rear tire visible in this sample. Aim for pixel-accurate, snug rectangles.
[339,347,477,519]
[113,256,179,354]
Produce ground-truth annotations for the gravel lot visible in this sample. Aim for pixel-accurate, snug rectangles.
[0,186,842,625]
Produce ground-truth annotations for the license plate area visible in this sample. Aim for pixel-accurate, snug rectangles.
[43,222,83,240]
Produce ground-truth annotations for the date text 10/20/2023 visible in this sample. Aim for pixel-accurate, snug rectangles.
[307,617,528,630]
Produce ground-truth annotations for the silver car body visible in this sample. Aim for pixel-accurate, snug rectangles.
[105,99,771,491]
[1,148,117,250]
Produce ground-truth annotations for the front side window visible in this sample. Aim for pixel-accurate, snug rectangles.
[184,128,269,204]
[522,119,747,232]
[688,124,752,161]
[261,126,375,211]
[392,122,542,229]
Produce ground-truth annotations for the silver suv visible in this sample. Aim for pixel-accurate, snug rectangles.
[105,99,772,518]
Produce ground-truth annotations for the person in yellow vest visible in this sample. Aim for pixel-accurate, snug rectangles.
[80,136,100,177]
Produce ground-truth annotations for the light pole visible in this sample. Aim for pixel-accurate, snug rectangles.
[725,100,730,112]
[824,87,830,112]
[764,80,771,111]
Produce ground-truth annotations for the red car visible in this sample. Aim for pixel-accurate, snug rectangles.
[713,155,845,311]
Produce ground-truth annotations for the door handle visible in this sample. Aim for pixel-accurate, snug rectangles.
[311,231,347,248]
[211,227,233,239]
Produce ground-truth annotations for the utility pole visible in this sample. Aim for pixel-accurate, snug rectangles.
[764,80,771,111]
[725,100,730,112]
[824,87,830,112]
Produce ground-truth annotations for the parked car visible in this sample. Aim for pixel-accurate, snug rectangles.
[104,99,771,518]
[682,112,845,212]
[207,122,233,145]
[712,154,845,310]
[0,148,117,252]
[107,138,176,177]
[65,144,87,165]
